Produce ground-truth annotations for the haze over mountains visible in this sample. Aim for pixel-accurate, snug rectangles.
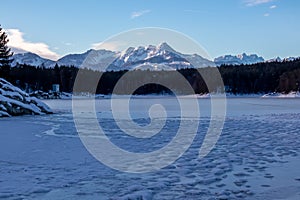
[11,43,298,71]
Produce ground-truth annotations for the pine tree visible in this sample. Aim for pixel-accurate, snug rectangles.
[0,25,13,80]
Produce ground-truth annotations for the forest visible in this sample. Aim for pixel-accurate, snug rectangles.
[1,24,300,96]
[1,59,300,95]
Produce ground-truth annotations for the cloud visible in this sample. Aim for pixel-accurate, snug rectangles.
[6,29,59,60]
[131,10,151,19]
[270,5,277,9]
[264,13,270,17]
[244,0,273,6]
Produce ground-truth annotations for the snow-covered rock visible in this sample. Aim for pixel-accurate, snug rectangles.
[214,53,265,66]
[0,78,53,117]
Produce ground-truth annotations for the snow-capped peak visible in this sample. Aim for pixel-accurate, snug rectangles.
[214,53,265,66]
[266,57,282,63]
[107,42,214,71]
[157,42,176,53]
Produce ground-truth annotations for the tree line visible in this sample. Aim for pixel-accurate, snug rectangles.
[0,59,299,95]
[219,59,300,94]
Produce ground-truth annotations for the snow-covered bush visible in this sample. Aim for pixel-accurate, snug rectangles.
[0,78,53,117]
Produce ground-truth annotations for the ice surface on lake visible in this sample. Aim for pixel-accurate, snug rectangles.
[0,98,300,199]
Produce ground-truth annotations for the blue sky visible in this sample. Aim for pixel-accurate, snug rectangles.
[1,0,299,60]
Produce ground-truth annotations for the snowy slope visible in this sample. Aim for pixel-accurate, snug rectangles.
[56,49,118,68]
[108,42,215,71]
[214,53,265,66]
[12,52,55,67]
[0,78,52,117]
[55,51,89,67]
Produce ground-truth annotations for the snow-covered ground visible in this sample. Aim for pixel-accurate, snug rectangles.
[0,98,300,199]
[261,92,300,98]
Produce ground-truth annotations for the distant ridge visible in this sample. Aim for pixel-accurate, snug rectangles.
[214,53,264,66]
[12,43,214,71]
[11,43,299,71]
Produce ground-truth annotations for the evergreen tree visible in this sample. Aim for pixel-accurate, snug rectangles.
[0,25,13,80]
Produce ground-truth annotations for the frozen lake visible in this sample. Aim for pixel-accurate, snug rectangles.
[1,97,300,199]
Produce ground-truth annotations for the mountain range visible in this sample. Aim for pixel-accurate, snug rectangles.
[214,53,264,66]
[11,43,298,71]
